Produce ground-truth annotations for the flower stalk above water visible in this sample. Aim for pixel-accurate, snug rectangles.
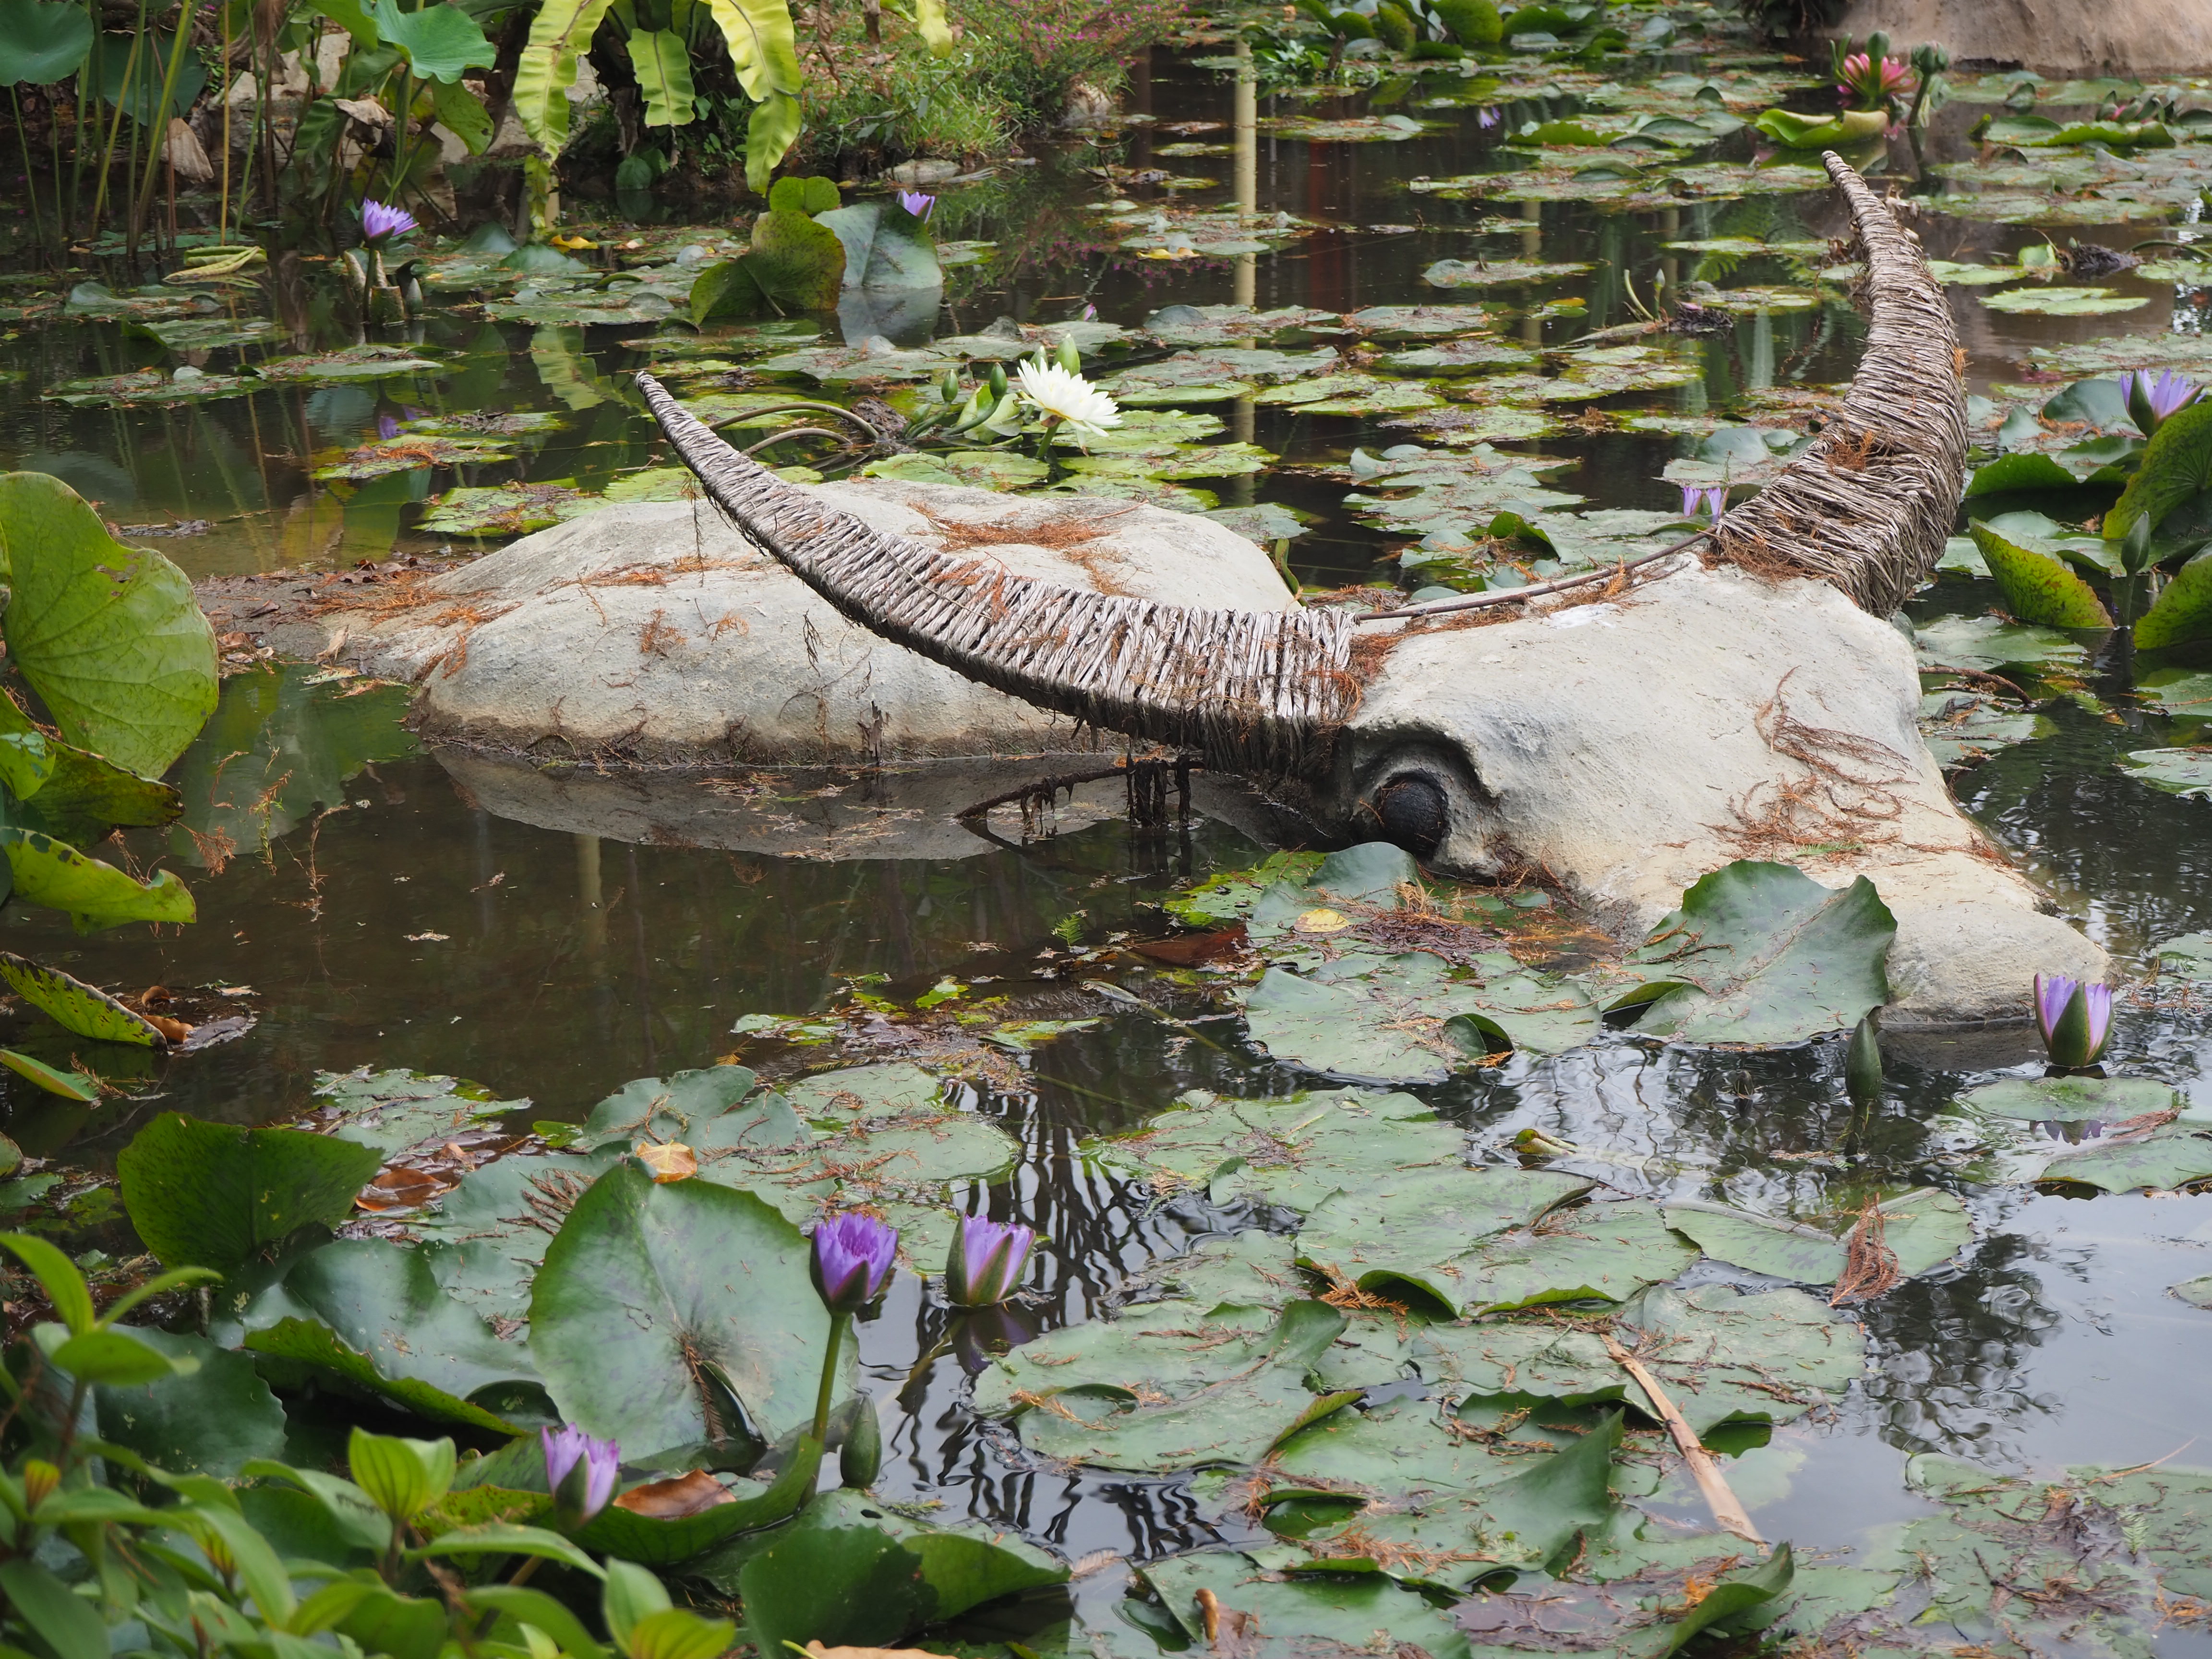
[540,1424,619,1531]
[945,1216,1036,1307]
[2034,972,2112,1069]
[2119,369,2203,436]
[810,1212,897,1444]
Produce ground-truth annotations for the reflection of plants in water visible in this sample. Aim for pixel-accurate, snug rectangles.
[1856,1234,2067,1464]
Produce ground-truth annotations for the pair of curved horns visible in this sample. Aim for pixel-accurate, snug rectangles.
[639,154,1963,772]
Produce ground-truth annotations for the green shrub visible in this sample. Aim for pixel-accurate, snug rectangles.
[954,0,1187,127]
[799,47,1011,170]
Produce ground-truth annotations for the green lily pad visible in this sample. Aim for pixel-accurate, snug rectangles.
[2034,1123,2212,1192]
[116,1112,383,1272]
[2137,553,2212,650]
[2121,747,2212,798]
[1981,285,2151,316]
[41,369,263,407]
[257,345,443,384]
[1294,1166,1595,1314]
[1661,1202,1847,1285]
[1423,258,1594,288]
[418,482,597,536]
[1971,521,2112,627]
[1913,614,2089,673]
[1957,1075,2178,1123]
[2158,932,2212,976]
[0,953,162,1045]
[1623,861,1895,1046]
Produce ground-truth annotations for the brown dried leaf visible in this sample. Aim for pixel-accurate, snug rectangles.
[612,1469,735,1518]
[635,1142,698,1182]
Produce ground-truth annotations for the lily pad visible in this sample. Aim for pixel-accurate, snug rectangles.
[1424,259,1594,288]
[1981,286,2150,316]
[2121,747,2212,798]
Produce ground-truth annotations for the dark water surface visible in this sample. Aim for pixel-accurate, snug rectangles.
[6,34,2212,1632]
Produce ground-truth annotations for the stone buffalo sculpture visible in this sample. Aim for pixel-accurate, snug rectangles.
[326,156,2105,1025]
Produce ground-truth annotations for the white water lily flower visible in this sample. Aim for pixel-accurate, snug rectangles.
[1014,358,1122,441]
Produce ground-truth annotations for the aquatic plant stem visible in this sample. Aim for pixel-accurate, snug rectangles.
[217,0,233,241]
[133,2,202,250]
[90,28,145,239]
[12,91,48,262]
[811,1310,851,1446]
[1603,1334,1762,1543]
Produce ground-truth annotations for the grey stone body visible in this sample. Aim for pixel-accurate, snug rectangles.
[1829,0,2212,73]
[335,484,1298,764]
[329,482,2106,1026]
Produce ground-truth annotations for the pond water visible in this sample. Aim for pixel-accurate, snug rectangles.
[11,13,2212,1654]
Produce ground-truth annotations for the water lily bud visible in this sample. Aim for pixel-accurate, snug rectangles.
[2034,972,2112,1070]
[1057,338,1082,375]
[944,1216,1036,1307]
[541,1424,620,1531]
[2121,514,2156,575]
[988,362,1008,399]
[938,366,961,402]
[839,1399,882,1488]
[811,1211,898,1314]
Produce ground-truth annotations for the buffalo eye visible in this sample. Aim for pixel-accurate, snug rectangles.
[1370,773,1447,859]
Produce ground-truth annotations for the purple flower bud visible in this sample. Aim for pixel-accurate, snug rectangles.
[944,1216,1036,1307]
[1680,483,1728,519]
[812,1212,898,1313]
[361,199,418,247]
[2034,972,2112,1069]
[377,414,401,440]
[896,190,936,221]
[1477,106,1501,130]
[2119,369,2203,436]
[540,1424,619,1530]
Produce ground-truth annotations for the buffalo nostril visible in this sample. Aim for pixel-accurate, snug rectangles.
[1370,774,1447,858]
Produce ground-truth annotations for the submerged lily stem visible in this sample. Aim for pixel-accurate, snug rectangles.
[812,1310,851,1446]
[1603,1334,1762,1544]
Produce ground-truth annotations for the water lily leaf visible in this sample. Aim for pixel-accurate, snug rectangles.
[312,1067,529,1159]
[1241,962,1459,1083]
[257,345,442,384]
[1082,1088,1465,1215]
[1623,861,1895,1046]
[530,1158,840,1451]
[2136,553,2212,649]
[0,953,162,1045]
[419,481,595,536]
[6,740,182,847]
[813,200,941,291]
[1436,1198,1698,1313]
[2121,747,2212,798]
[1981,285,2149,316]
[0,829,193,931]
[93,1329,287,1477]
[1144,304,1345,346]
[41,369,262,407]
[688,258,768,325]
[2158,932,2212,977]
[1348,303,1491,337]
[748,209,846,310]
[1662,1202,1847,1285]
[1614,1285,1864,1433]
[245,1317,525,1435]
[1378,338,1539,373]
[1958,1075,2178,1123]
[117,1112,383,1272]
[977,1299,1356,1473]
[1750,107,1887,147]
[2175,1277,2212,1310]
[1913,613,2087,673]
[1971,522,2112,627]
[1286,1411,1622,1587]
[2034,1123,2212,1193]
[0,472,218,778]
[0,1048,96,1101]
[1423,258,1593,288]
[1966,452,2093,497]
[1135,1548,1475,1657]
[2110,402,2212,542]
[1295,1167,1594,1313]
[1920,692,2051,766]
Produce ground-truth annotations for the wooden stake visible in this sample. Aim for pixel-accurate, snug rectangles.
[1604,1333,1763,1544]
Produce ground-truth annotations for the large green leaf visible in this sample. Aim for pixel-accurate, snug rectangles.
[245,1318,524,1434]
[813,200,941,292]
[0,1560,108,1659]
[370,0,493,79]
[94,29,204,125]
[510,0,618,151]
[2136,551,2212,649]
[689,258,768,325]
[116,1112,383,1272]
[1964,451,2091,498]
[1137,1549,1476,1658]
[1294,1167,1594,1314]
[1663,1202,1848,1284]
[0,828,192,931]
[577,1441,820,1565]
[748,208,845,311]
[2106,400,2212,541]
[1750,107,1887,148]
[0,473,217,778]
[1624,861,1895,1045]
[1971,521,2111,627]
[530,1159,836,1452]
[240,1239,541,1403]
[0,0,94,85]
[627,28,694,126]
[0,951,162,1045]
[7,740,183,845]
[94,1328,289,1476]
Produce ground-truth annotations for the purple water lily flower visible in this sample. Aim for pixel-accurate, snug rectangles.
[944,1216,1036,1308]
[1477,106,1501,130]
[896,190,936,221]
[361,199,417,247]
[812,1212,898,1313]
[376,413,401,440]
[2119,369,2203,436]
[541,1424,619,1530]
[1679,483,1728,519]
[2034,972,2112,1069]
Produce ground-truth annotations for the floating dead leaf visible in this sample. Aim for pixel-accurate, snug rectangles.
[1131,926,1248,966]
[405,932,449,943]
[144,1014,193,1044]
[1295,908,1351,934]
[612,1469,734,1517]
[355,1165,454,1213]
[635,1142,698,1182]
